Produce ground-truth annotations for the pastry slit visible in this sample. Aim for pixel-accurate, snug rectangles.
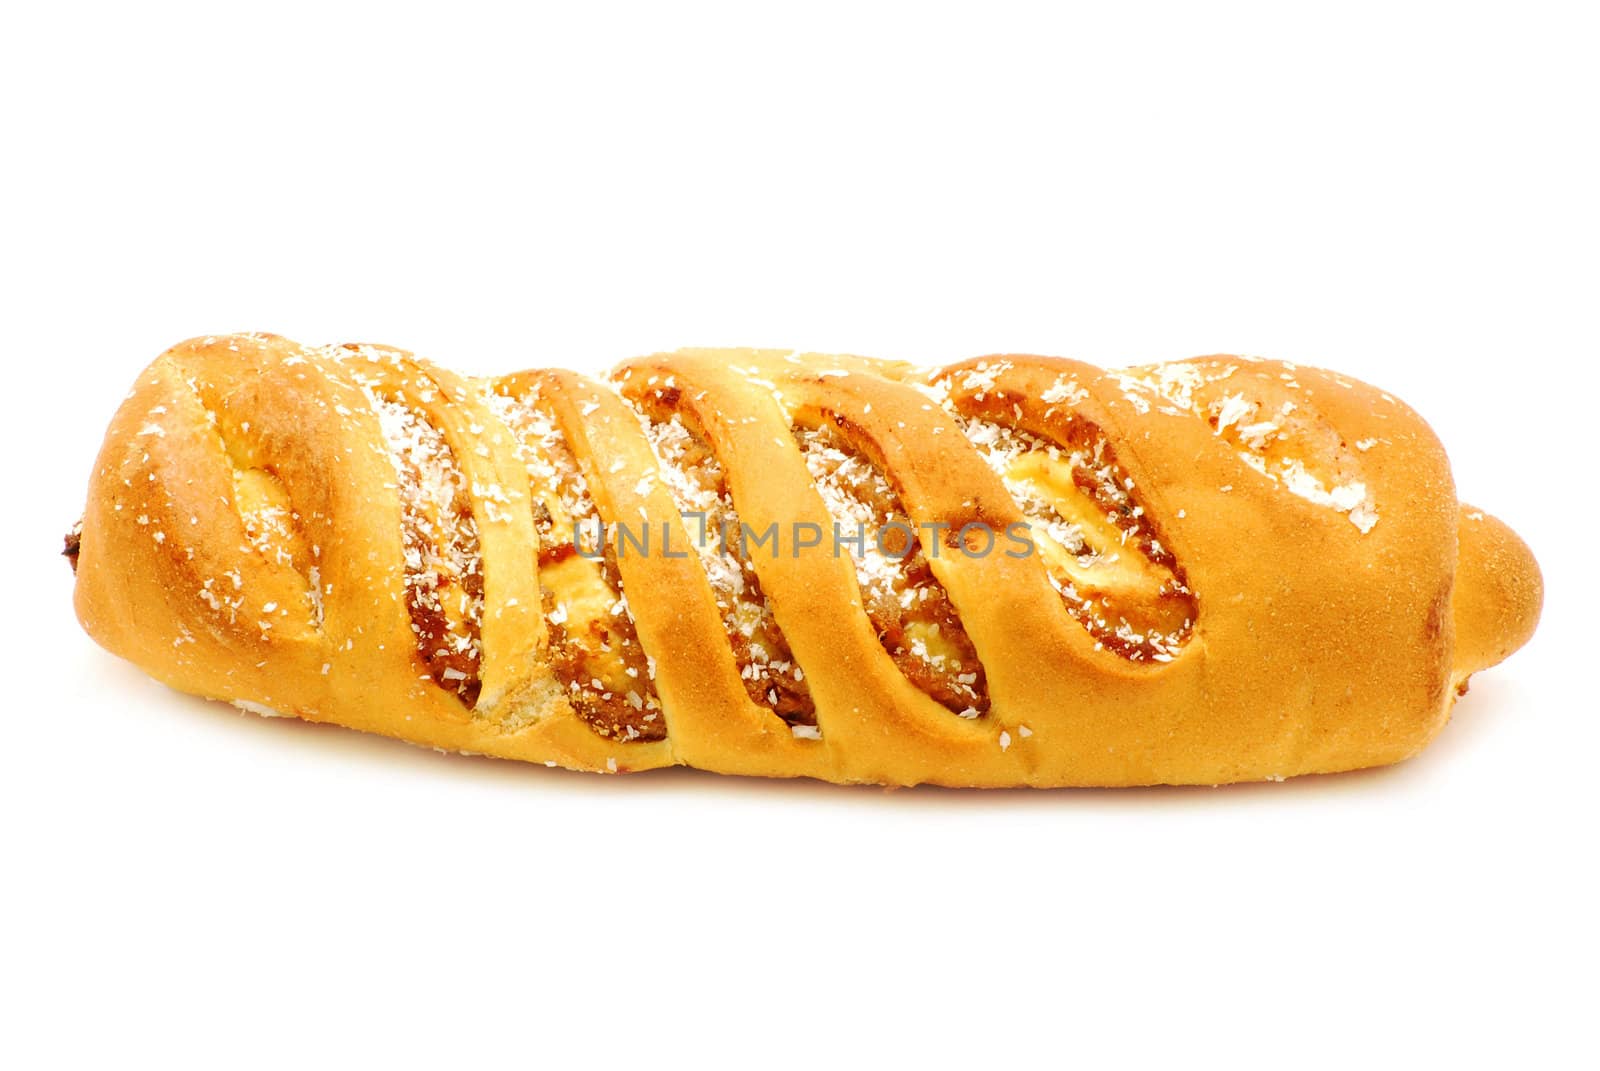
[177,367,321,630]
[795,418,992,717]
[489,386,666,742]
[368,391,486,706]
[625,390,818,729]
[960,414,1196,663]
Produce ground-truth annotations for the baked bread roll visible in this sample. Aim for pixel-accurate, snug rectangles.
[66,334,1541,787]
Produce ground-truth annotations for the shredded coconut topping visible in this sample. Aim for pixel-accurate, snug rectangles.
[959,416,1194,663]
[798,421,989,717]
[632,400,816,727]
[491,387,665,741]
[1123,361,1380,534]
[371,391,485,706]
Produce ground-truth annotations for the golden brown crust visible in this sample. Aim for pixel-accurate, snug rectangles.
[1452,506,1542,681]
[69,335,1542,786]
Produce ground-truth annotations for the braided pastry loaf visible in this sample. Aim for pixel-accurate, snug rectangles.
[68,335,1541,787]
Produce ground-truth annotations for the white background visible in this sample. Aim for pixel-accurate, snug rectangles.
[3,2,1594,1067]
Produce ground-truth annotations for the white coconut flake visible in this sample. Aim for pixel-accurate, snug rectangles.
[1213,393,1254,433]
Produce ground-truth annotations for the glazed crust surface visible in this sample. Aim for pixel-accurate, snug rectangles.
[70,335,1542,786]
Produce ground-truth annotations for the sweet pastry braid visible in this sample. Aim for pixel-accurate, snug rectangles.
[66,334,1542,787]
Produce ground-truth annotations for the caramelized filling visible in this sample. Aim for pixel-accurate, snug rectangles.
[628,390,816,728]
[62,521,82,572]
[963,417,1195,662]
[490,387,665,742]
[798,420,989,717]
[372,394,485,705]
